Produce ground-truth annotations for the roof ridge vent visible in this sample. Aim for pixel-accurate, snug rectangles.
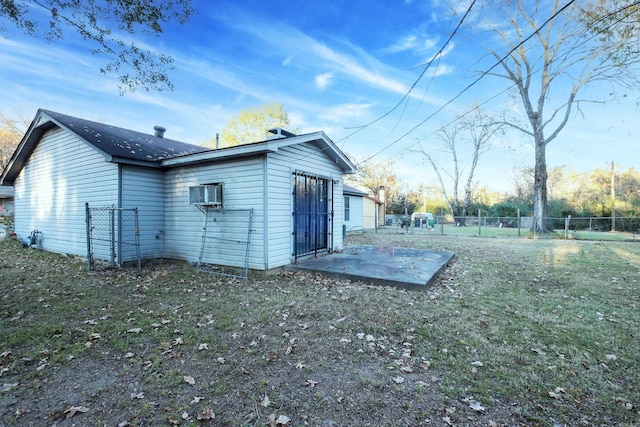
[267,127,296,140]
[153,125,166,138]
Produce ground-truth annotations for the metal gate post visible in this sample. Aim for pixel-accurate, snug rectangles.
[134,207,141,272]
[85,202,92,271]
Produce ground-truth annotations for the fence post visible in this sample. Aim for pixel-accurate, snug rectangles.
[110,207,116,268]
[134,207,141,273]
[85,203,92,271]
[478,210,482,236]
[564,215,571,239]
[517,209,521,237]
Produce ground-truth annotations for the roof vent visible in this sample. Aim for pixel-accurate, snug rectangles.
[267,127,296,140]
[153,125,166,138]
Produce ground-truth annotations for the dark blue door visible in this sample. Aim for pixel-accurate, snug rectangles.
[293,172,330,259]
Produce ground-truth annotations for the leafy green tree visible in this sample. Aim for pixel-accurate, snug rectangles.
[216,103,292,148]
[0,0,193,92]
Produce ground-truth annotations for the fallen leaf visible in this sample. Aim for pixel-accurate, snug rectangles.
[419,361,431,370]
[471,361,484,367]
[198,343,208,351]
[64,405,89,418]
[127,328,143,334]
[605,354,617,360]
[190,396,204,404]
[393,376,405,384]
[197,408,215,420]
[183,375,196,386]
[531,347,546,355]
[302,379,318,387]
[294,361,306,369]
[131,392,145,399]
[2,382,18,392]
[261,394,271,407]
[267,413,291,426]
[276,415,291,425]
[173,337,184,346]
[469,400,485,412]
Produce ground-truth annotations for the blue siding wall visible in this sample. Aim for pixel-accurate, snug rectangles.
[163,157,266,268]
[121,166,165,259]
[13,128,118,256]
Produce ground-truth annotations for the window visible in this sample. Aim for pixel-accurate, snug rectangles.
[189,184,223,206]
[344,196,350,221]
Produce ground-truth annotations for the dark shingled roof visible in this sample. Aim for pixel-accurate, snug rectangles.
[43,110,211,162]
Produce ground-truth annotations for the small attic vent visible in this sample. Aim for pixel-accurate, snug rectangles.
[267,127,296,140]
[154,126,166,138]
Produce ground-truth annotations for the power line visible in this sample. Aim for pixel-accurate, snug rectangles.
[339,0,477,141]
[385,0,640,162]
[358,0,579,165]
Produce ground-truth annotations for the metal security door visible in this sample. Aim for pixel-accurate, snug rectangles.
[293,172,331,260]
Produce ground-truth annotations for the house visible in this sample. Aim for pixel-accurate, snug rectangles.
[343,185,368,232]
[343,184,386,232]
[363,186,386,229]
[0,109,357,271]
[0,185,13,216]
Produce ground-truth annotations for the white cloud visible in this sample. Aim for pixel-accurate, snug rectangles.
[315,72,333,90]
[318,103,376,124]
[219,11,421,99]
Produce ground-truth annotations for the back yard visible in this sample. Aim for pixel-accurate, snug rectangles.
[0,232,638,426]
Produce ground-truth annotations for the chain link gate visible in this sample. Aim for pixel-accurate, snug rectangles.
[85,203,141,272]
[196,207,253,279]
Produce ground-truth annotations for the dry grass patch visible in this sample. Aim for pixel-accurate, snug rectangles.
[1,233,639,426]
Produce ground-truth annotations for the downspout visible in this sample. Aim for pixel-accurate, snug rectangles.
[330,180,334,253]
[263,155,269,270]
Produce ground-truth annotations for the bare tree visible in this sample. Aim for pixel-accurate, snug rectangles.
[477,0,640,232]
[0,113,28,172]
[417,108,502,224]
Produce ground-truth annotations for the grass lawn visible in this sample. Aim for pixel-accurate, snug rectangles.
[0,233,639,426]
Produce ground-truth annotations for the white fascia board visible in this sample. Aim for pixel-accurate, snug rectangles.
[160,143,277,167]
[159,131,357,174]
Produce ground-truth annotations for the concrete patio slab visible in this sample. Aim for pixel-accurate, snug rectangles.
[285,245,455,291]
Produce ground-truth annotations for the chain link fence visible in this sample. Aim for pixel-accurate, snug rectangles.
[85,203,141,271]
[197,207,254,279]
[383,214,640,241]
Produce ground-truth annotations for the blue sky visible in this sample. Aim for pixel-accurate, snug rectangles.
[1,0,638,194]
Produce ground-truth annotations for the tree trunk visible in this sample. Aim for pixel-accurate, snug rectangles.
[532,137,552,233]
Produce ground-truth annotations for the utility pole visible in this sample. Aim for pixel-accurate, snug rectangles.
[611,161,616,232]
